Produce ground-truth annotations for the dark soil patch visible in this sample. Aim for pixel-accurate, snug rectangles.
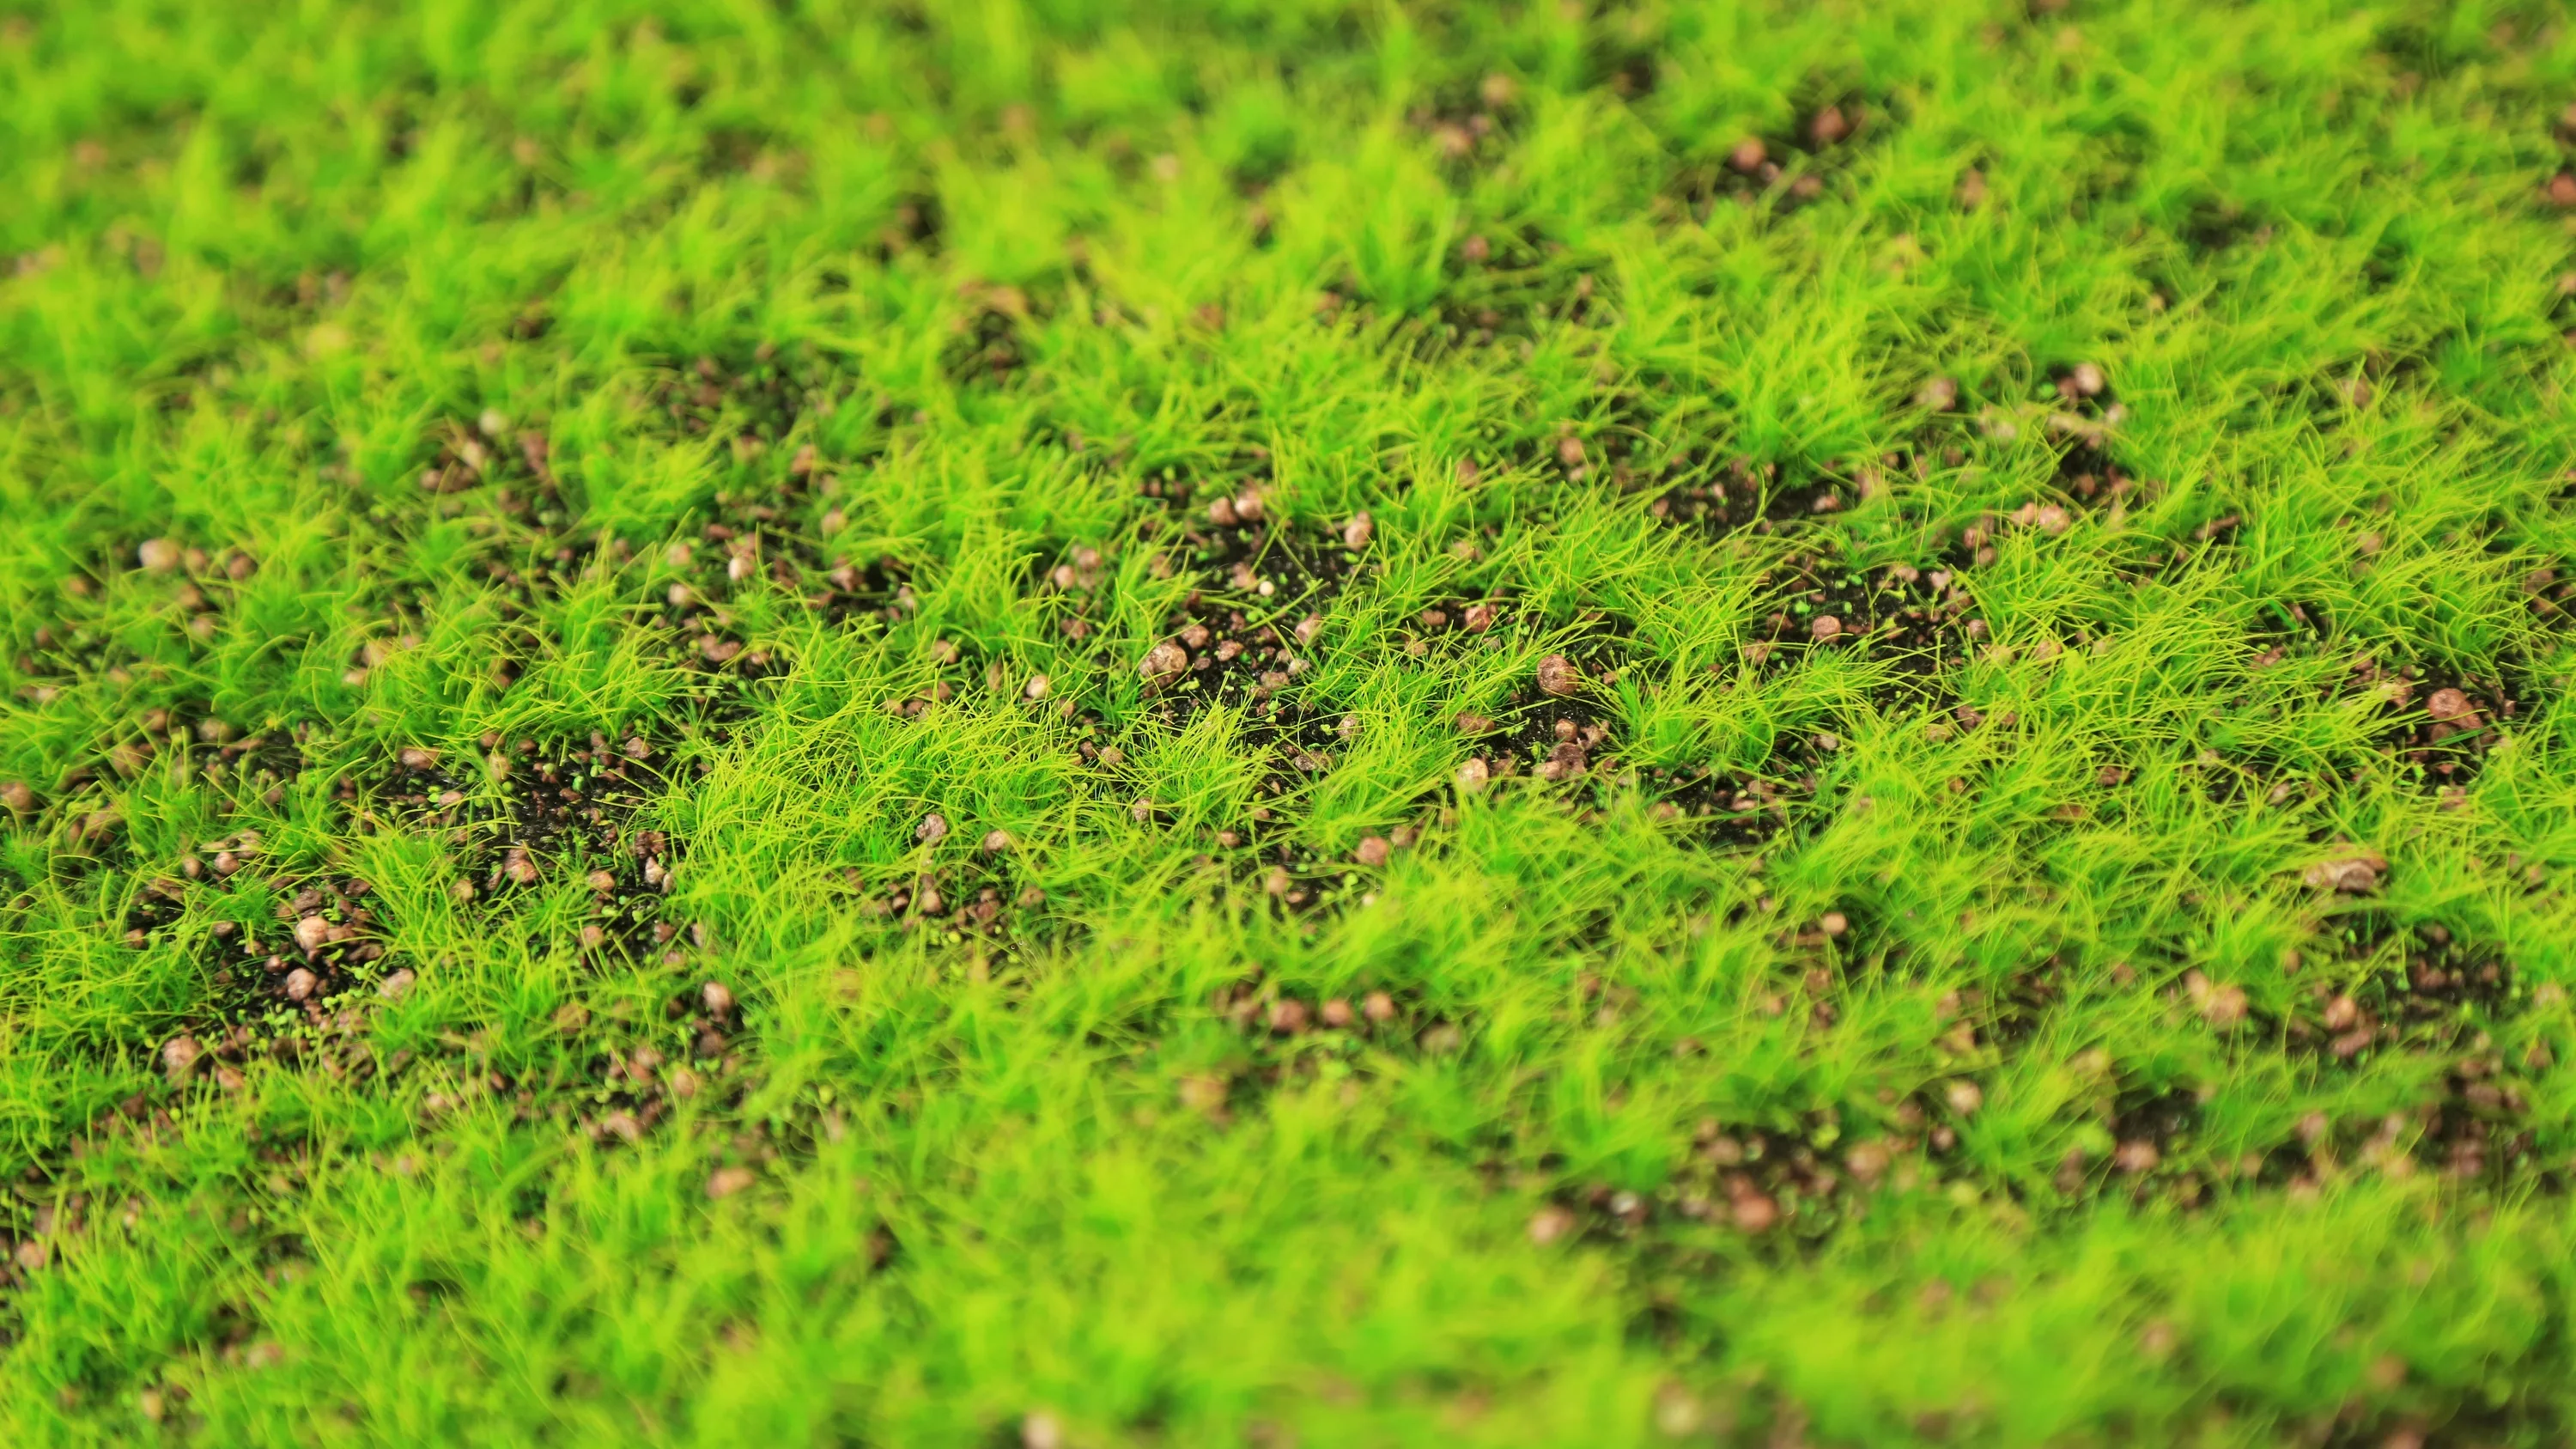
[1534,1111,1873,1263]
[839,861,1059,950]
[1141,505,1355,717]
[118,728,690,1034]
[1648,456,1852,538]
[1409,82,1524,180]
[2518,563,2576,630]
[123,842,395,1031]
[2267,916,2545,1189]
[2169,192,2275,260]
[2300,915,2516,1044]
[381,733,683,962]
[1136,503,1361,810]
[2088,1083,2204,1196]
[1669,95,1890,221]
[646,345,837,445]
[1202,977,1463,1087]
[2347,656,2525,793]
[1641,764,1813,849]
[941,306,1027,387]
[646,466,914,694]
[1753,551,1986,682]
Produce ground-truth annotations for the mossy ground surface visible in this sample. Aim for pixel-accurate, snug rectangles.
[9,2,2576,1445]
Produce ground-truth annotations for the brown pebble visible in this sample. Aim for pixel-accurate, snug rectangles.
[1022,673,1050,701]
[1944,1081,1983,1116]
[981,830,1012,855]
[1462,601,1496,632]
[284,968,318,1002]
[1820,911,1849,936]
[1555,435,1585,467]
[1139,640,1188,682]
[137,538,181,572]
[1341,513,1374,550]
[1535,654,1583,697]
[1809,614,1842,641]
[1527,1205,1577,1245]
[707,1166,756,1200]
[378,968,416,999]
[2324,995,2360,1032]
[2199,983,2248,1030]
[0,782,32,813]
[702,981,735,1016]
[2425,687,2476,723]
[398,746,440,770]
[2113,1140,2160,1174]
[1727,137,1766,174]
[1355,836,1391,868]
[1809,106,1849,144]
[2069,362,2106,396]
[1321,998,1355,1028]
[1917,376,1959,411]
[1267,999,1310,1034]
[161,1036,204,1082]
[1844,1140,1891,1183]
[916,813,949,844]
[1454,711,1493,734]
[1362,990,1397,1024]
[293,916,330,953]
[1455,758,1491,792]
[2551,173,2576,209]
[1729,1190,1779,1233]
[2303,853,2384,893]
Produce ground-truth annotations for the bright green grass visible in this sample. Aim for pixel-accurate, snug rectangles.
[9,1,2576,1444]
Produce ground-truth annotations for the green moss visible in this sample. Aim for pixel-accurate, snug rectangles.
[4,1,2576,1444]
